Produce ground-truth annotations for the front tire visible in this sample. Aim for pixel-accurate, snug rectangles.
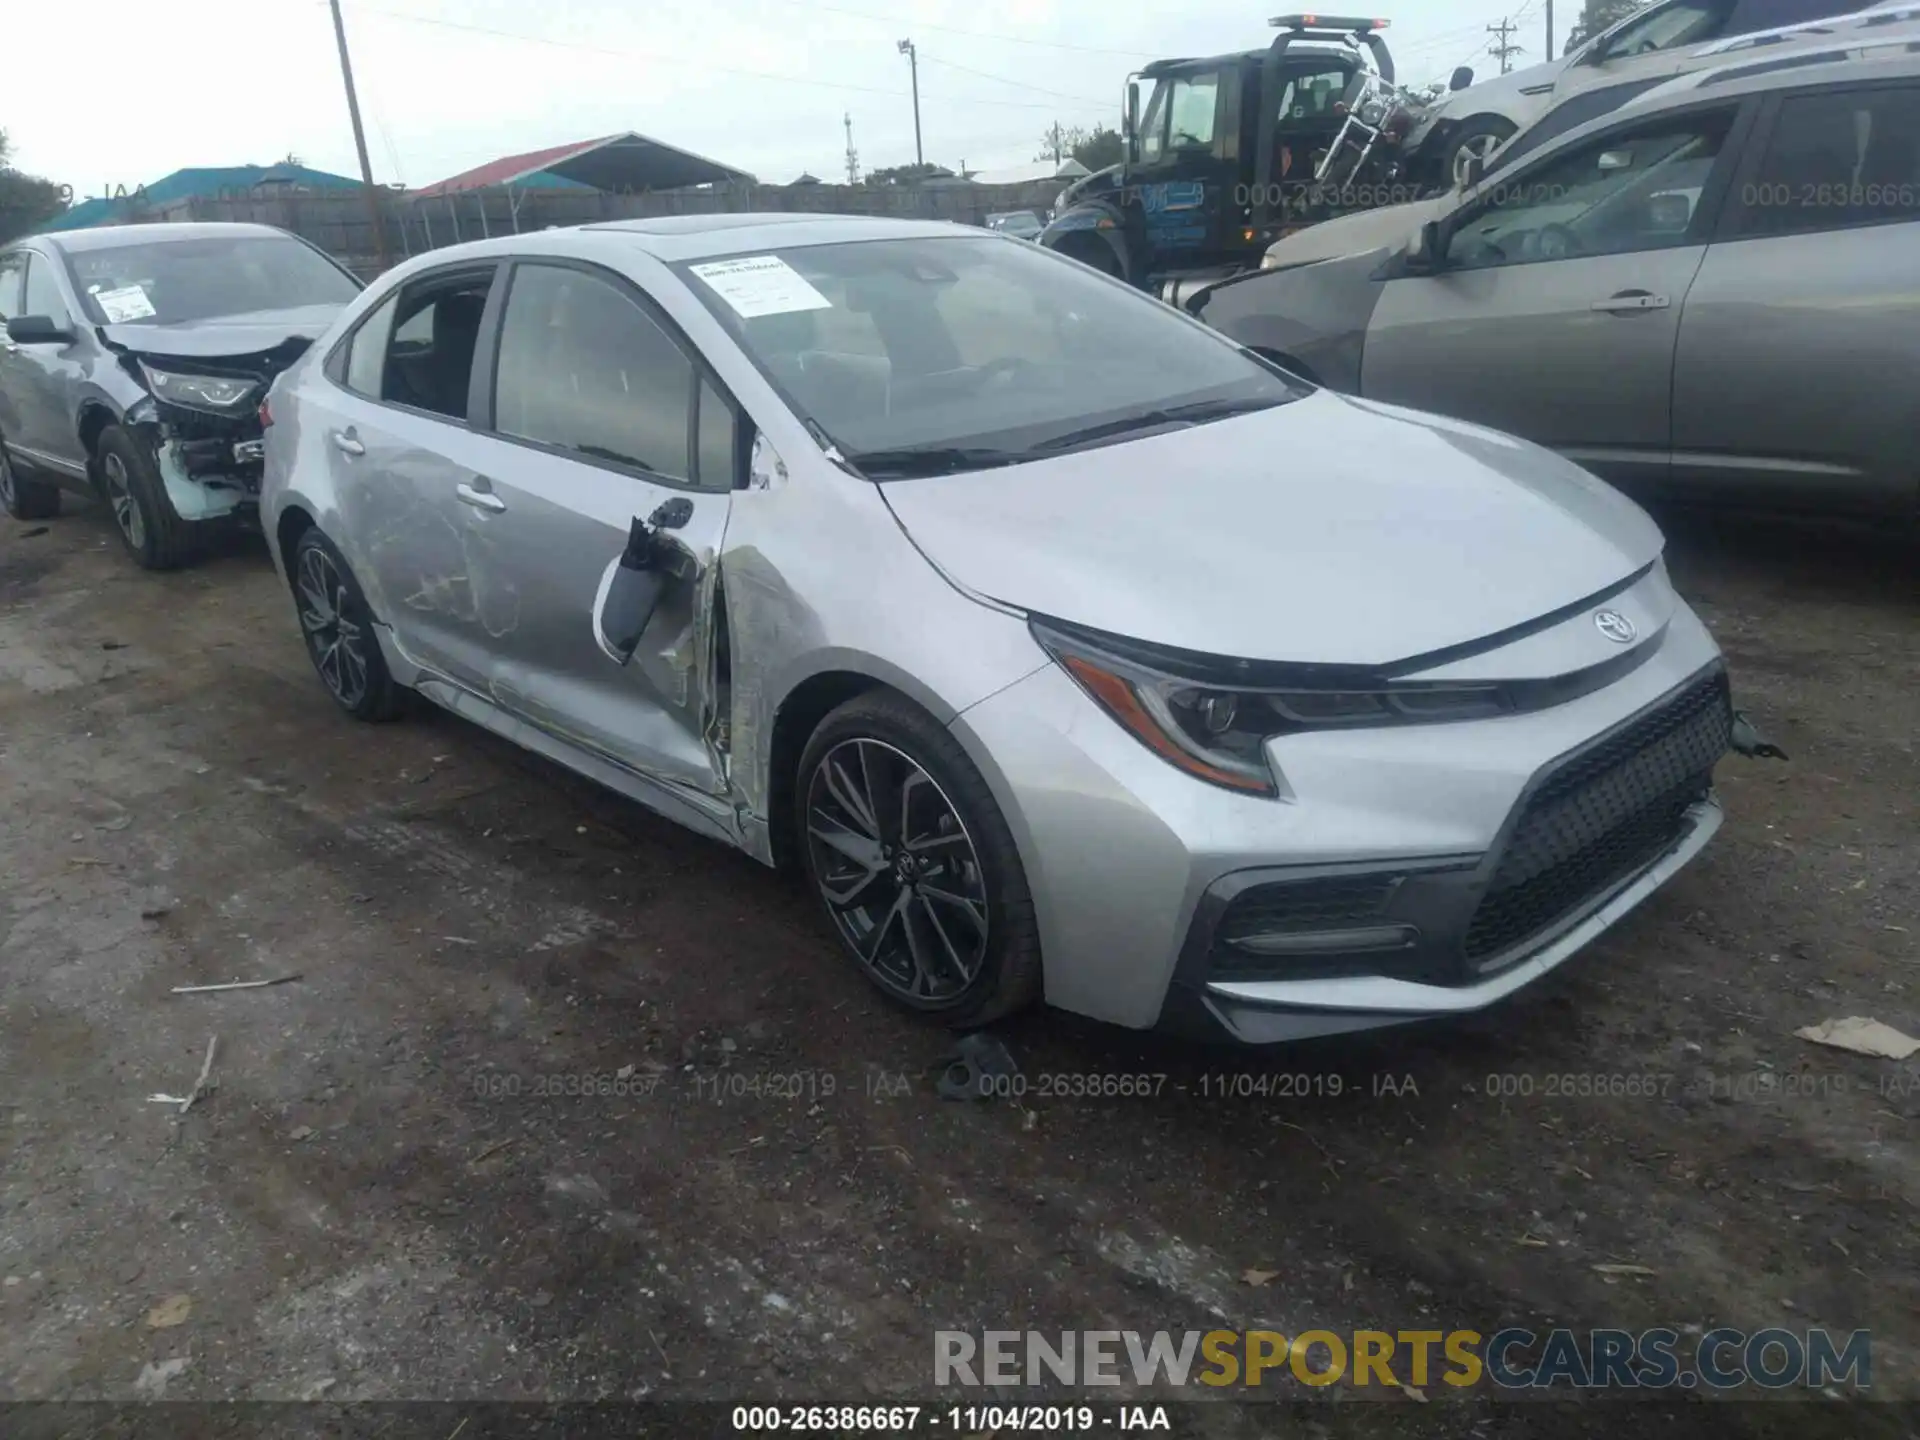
[797,692,1041,1028]
[1448,116,1518,188]
[0,442,60,521]
[95,425,199,570]
[290,527,404,722]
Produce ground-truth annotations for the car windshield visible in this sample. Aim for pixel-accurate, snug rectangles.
[677,235,1301,478]
[64,236,361,326]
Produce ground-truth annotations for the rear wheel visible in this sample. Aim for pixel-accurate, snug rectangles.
[290,527,404,722]
[95,425,200,570]
[797,692,1041,1028]
[0,442,60,521]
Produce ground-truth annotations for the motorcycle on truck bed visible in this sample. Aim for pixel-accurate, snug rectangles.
[1041,15,1435,303]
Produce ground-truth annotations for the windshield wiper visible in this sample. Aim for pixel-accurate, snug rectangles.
[847,446,1029,480]
[1032,395,1280,453]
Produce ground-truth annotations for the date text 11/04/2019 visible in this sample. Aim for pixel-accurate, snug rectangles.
[731,1405,1170,1432]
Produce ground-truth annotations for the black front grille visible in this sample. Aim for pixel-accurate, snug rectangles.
[1464,668,1731,968]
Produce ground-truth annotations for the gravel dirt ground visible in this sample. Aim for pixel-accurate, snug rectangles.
[0,497,1913,1438]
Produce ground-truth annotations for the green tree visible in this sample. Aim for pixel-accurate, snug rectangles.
[1566,0,1650,50]
[865,162,950,184]
[0,130,68,243]
[1072,125,1125,171]
[1036,123,1084,165]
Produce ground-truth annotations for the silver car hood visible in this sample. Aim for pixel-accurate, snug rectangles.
[1261,197,1446,269]
[98,304,345,361]
[880,391,1663,668]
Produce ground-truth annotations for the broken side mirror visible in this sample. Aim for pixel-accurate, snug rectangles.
[1449,65,1475,92]
[6,314,76,346]
[592,498,694,666]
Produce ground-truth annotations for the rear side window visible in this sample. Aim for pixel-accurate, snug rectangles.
[379,271,494,421]
[1726,0,1870,33]
[492,263,695,482]
[1735,83,1920,236]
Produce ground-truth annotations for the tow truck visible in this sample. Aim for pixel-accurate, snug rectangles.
[1041,15,1438,303]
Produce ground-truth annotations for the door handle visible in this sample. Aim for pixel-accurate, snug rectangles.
[456,481,506,513]
[1590,291,1670,314]
[330,430,365,456]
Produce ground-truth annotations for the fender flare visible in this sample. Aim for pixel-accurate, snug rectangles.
[1040,205,1133,282]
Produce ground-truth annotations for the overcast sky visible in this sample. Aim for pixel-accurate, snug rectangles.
[8,0,1559,193]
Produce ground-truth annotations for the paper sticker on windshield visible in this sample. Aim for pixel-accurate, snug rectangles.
[689,255,831,319]
[95,285,157,322]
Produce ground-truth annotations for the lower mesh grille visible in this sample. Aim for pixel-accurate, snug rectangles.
[1464,668,1731,968]
[1209,874,1399,977]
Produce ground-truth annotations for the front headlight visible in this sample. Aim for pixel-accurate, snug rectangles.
[138,362,259,415]
[1032,620,1513,799]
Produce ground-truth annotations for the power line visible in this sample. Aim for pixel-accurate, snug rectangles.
[340,2,1100,112]
[772,0,1160,59]
[918,53,1112,107]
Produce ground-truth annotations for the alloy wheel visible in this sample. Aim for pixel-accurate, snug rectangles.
[1453,132,1506,187]
[101,452,145,550]
[0,449,15,510]
[805,737,990,1004]
[296,544,370,708]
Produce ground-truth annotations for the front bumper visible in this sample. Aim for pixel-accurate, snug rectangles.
[949,580,1730,1042]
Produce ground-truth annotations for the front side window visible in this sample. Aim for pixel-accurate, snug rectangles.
[1594,0,1732,58]
[678,235,1301,477]
[1447,109,1733,268]
[1735,84,1920,236]
[65,236,360,326]
[493,263,695,481]
[343,293,398,398]
[1139,72,1221,162]
[696,378,738,491]
[0,252,27,319]
[22,257,69,324]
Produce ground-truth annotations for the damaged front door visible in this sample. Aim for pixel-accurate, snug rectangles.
[472,260,736,797]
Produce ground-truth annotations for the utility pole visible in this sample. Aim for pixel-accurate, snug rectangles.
[1486,16,1523,74]
[1545,0,1555,61]
[897,39,924,170]
[327,0,390,272]
[843,112,860,184]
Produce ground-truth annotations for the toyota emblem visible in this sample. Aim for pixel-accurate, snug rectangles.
[1593,610,1637,644]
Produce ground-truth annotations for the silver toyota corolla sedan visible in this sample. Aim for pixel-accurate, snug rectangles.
[260,214,1733,1043]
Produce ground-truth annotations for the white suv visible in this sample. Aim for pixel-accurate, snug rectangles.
[1410,0,1907,187]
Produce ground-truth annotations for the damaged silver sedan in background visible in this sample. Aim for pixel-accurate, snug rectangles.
[0,223,361,567]
[263,215,1741,1044]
